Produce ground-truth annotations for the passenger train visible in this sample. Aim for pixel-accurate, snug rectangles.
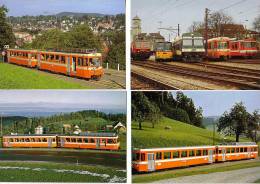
[2,133,120,150]
[132,143,258,172]
[154,42,173,61]
[6,49,104,80]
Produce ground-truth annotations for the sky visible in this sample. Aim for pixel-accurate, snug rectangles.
[0,0,125,16]
[132,0,260,41]
[172,91,260,117]
[0,90,126,116]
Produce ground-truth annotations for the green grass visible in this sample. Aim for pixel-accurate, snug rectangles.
[132,117,249,149]
[255,178,260,183]
[0,161,126,182]
[0,63,89,89]
[133,159,260,183]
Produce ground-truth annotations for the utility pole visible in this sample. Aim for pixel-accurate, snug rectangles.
[213,121,215,145]
[177,24,180,36]
[204,8,209,59]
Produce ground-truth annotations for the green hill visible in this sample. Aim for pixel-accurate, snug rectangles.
[132,117,249,149]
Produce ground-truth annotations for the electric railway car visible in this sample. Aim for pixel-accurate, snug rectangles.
[131,40,152,60]
[132,143,258,172]
[7,49,104,80]
[172,32,205,62]
[207,37,231,60]
[2,133,120,150]
[230,38,258,58]
[154,42,173,61]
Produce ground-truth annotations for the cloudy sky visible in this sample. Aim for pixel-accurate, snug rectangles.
[1,0,125,16]
[172,91,260,117]
[132,0,260,41]
[0,90,126,116]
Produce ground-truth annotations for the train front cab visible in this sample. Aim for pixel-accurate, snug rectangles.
[216,145,258,162]
[207,37,230,61]
[155,42,173,61]
[7,49,38,68]
[132,146,216,172]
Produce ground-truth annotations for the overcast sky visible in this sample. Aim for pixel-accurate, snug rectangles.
[0,90,126,116]
[0,0,125,16]
[172,91,260,117]
[132,0,260,41]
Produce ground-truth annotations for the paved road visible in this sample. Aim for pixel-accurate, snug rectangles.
[156,167,260,183]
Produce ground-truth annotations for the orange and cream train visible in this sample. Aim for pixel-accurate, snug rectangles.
[7,49,104,79]
[132,143,258,172]
[2,133,120,150]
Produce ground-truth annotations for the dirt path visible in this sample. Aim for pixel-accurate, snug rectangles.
[156,167,260,183]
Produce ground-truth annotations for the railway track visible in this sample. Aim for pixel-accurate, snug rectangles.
[186,62,260,77]
[132,61,260,90]
[131,71,180,90]
[226,59,260,64]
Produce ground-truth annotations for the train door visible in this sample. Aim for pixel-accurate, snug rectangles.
[48,138,52,148]
[67,56,71,75]
[208,149,213,163]
[96,139,100,149]
[28,53,31,66]
[222,148,226,161]
[72,57,76,73]
[37,53,41,68]
[247,147,251,158]
[147,153,155,171]
[60,137,65,147]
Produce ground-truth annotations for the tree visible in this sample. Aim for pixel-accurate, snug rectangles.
[0,5,15,49]
[253,15,260,33]
[217,102,249,142]
[247,110,259,142]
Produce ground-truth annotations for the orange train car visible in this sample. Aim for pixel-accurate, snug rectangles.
[207,37,231,60]
[6,49,104,80]
[59,133,120,150]
[2,135,58,148]
[2,133,120,150]
[230,38,258,58]
[132,143,258,172]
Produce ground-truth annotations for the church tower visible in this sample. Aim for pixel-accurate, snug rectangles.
[131,15,141,41]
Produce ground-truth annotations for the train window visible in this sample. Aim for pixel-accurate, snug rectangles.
[43,138,47,142]
[196,150,202,156]
[25,138,30,142]
[78,57,83,66]
[181,151,187,158]
[218,150,221,154]
[156,152,162,160]
[21,138,24,142]
[101,139,106,143]
[55,55,60,61]
[10,138,13,142]
[46,54,50,61]
[83,58,88,66]
[240,147,243,152]
[164,152,171,159]
[31,138,35,142]
[133,153,140,161]
[61,56,66,64]
[90,138,95,143]
[107,139,113,144]
[236,148,239,153]
[71,138,76,142]
[141,153,146,161]
[52,138,56,142]
[15,138,19,142]
[77,138,82,143]
[203,150,208,156]
[173,151,179,158]
[66,138,70,142]
[189,150,195,157]
[227,148,231,153]
[41,54,45,60]
[244,147,247,152]
[84,138,89,143]
[50,55,55,61]
[231,148,235,153]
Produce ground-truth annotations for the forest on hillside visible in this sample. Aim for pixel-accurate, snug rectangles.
[2,110,126,135]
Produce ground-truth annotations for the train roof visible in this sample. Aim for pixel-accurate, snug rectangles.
[182,32,203,38]
[133,145,216,152]
[208,37,230,41]
[7,48,102,56]
[3,134,58,137]
[3,133,118,137]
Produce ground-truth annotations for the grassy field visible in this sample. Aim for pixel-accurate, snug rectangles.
[0,161,126,182]
[132,117,249,149]
[0,63,88,89]
[133,159,260,183]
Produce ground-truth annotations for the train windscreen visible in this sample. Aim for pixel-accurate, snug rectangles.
[194,39,204,47]
[90,58,101,67]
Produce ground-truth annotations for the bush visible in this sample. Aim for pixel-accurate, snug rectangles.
[163,106,191,124]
